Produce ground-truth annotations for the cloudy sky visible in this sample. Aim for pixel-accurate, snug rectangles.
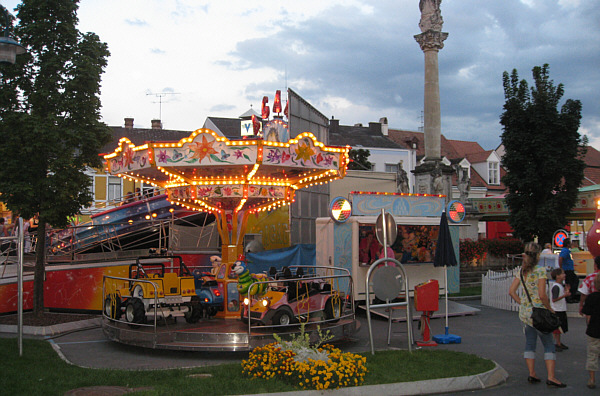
[4,0,599,150]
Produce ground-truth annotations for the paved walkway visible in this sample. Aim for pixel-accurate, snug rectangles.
[3,300,596,395]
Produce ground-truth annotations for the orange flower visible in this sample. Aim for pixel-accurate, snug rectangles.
[189,135,217,162]
[295,142,314,162]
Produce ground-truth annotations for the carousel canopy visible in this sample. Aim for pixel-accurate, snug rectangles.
[104,129,349,214]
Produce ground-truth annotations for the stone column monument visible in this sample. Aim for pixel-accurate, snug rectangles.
[412,0,453,203]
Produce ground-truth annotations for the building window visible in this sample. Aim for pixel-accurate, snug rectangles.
[385,163,398,173]
[488,162,499,185]
[108,176,122,202]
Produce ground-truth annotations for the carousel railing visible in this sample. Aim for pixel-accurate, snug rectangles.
[241,265,354,336]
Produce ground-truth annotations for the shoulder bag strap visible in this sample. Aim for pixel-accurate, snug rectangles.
[520,268,534,305]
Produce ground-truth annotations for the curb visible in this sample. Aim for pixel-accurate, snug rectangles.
[448,295,481,302]
[243,362,508,396]
[0,317,102,337]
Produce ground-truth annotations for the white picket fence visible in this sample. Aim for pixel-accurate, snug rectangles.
[481,266,523,311]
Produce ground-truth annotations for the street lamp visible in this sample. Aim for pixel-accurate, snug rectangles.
[0,5,25,64]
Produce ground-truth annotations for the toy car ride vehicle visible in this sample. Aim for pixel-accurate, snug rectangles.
[104,254,223,325]
[241,267,344,326]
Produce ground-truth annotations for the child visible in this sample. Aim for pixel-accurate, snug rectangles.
[549,268,570,350]
[582,275,600,389]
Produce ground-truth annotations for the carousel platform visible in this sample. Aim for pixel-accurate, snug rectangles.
[102,315,359,352]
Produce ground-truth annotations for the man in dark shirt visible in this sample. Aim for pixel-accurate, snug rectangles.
[582,275,600,388]
[559,239,579,303]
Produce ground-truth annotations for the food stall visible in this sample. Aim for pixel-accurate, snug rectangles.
[316,192,460,302]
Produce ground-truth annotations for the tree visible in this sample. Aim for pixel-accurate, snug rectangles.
[0,0,111,316]
[500,64,587,243]
[347,148,373,170]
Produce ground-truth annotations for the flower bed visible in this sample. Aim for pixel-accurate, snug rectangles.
[241,342,367,390]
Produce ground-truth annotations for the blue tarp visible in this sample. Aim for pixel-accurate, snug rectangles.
[246,244,316,274]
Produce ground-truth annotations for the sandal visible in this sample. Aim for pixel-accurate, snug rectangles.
[527,376,541,383]
[546,379,566,388]
[588,380,596,389]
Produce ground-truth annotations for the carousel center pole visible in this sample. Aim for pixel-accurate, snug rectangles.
[216,210,250,264]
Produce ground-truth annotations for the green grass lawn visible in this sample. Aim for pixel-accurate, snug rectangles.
[0,338,495,395]
[449,286,482,297]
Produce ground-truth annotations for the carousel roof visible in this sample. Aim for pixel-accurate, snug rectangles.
[104,128,349,214]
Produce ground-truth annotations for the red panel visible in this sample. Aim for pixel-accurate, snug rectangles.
[0,280,34,313]
[486,221,513,239]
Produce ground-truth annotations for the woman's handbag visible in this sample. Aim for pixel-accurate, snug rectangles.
[520,270,561,333]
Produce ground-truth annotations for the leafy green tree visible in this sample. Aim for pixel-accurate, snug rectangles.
[0,0,111,315]
[347,148,373,170]
[500,64,587,243]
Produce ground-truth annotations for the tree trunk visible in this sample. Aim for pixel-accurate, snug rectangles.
[33,221,46,317]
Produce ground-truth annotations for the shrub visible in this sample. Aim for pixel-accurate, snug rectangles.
[483,238,523,257]
[459,238,523,263]
[459,239,487,263]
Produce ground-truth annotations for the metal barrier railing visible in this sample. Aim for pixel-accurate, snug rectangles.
[365,256,413,354]
[102,275,161,331]
[1,218,25,356]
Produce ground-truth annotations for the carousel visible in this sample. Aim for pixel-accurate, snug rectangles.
[101,122,356,350]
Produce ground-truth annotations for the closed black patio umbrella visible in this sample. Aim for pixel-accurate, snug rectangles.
[432,211,461,344]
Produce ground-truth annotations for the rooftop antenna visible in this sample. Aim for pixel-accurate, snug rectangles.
[418,111,424,132]
[146,91,180,121]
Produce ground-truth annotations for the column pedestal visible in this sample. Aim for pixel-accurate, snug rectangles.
[413,161,454,206]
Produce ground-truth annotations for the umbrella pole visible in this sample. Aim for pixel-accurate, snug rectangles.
[445,265,449,333]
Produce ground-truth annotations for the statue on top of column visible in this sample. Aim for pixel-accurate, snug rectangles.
[419,0,443,32]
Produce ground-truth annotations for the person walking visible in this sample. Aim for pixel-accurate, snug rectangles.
[549,268,570,351]
[582,275,600,389]
[579,256,600,315]
[509,242,566,388]
[559,238,579,303]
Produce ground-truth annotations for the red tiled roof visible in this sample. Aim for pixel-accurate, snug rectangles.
[582,146,600,186]
[585,146,600,167]
[446,140,485,158]
[465,150,493,164]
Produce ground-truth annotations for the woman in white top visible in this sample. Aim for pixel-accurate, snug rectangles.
[541,243,553,254]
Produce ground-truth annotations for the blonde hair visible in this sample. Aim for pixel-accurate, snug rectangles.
[522,242,540,274]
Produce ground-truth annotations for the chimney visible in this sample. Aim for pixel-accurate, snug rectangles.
[329,117,339,133]
[369,122,382,135]
[124,117,134,129]
[379,117,389,136]
[151,119,162,129]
